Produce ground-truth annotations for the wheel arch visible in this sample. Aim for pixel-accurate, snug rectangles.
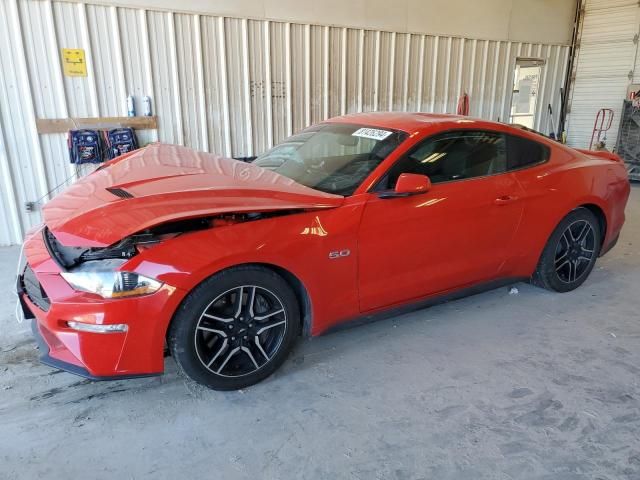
[529,200,608,281]
[252,262,313,337]
[577,203,607,248]
[166,262,314,343]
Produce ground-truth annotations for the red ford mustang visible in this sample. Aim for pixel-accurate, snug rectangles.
[18,113,630,390]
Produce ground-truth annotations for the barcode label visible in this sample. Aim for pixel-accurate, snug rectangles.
[352,128,393,141]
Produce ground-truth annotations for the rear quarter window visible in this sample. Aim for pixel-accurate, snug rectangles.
[506,134,550,171]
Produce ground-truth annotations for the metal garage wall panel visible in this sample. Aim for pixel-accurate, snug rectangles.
[174,14,207,151]
[0,0,49,240]
[432,36,448,113]
[442,37,457,114]
[478,41,496,119]
[247,19,269,154]
[119,8,146,108]
[201,16,230,156]
[225,17,251,156]
[119,9,154,144]
[377,32,393,112]
[550,45,570,135]
[391,33,408,112]
[18,1,62,121]
[309,25,327,124]
[118,8,158,145]
[566,1,640,148]
[360,30,377,112]
[344,29,360,115]
[533,44,552,132]
[268,22,288,146]
[147,11,181,144]
[587,0,638,8]
[404,34,422,112]
[53,2,99,117]
[289,23,306,135]
[0,0,571,245]
[17,0,75,194]
[86,4,123,117]
[581,4,638,43]
[0,116,22,246]
[486,41,502,122]
[326,27,344,118]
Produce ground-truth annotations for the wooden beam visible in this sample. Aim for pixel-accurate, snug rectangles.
[36,116,158,134]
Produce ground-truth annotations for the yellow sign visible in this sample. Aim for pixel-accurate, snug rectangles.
[61,48,87,77]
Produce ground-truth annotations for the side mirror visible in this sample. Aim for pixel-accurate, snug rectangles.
[379,173,431,198]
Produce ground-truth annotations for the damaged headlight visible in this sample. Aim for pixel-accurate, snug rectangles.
[61,259,163,299]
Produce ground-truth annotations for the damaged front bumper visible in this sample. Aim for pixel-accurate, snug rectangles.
[17,227,184,380]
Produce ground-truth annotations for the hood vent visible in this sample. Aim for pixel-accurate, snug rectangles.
[106,187,134,199]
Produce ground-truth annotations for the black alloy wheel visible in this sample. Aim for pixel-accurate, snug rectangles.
[533,208,602,292]
[194,285,287,377]
[553,219,597,284]
[168,266,300,390]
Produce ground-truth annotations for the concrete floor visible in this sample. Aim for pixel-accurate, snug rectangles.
[1,186,639,480]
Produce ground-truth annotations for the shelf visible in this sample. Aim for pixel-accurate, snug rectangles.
[36,116,157,134]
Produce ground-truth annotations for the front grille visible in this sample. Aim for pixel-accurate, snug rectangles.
[21,265,50,312]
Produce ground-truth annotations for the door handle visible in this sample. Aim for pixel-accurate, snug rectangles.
[494,195,518,205]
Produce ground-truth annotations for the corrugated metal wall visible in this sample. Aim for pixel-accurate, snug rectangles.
[0,0,570,246]
[566,0,640,148]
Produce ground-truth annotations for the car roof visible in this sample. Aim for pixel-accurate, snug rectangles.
[323,112,577,160]
[326,112,540,138]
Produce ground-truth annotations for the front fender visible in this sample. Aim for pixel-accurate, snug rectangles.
[124,203,365,335]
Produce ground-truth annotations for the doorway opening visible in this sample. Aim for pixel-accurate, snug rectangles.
[509,58,545,129]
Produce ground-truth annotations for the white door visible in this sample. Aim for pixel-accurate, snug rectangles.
[509,59,544,129]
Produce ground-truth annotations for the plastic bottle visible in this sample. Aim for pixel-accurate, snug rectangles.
[142,96,152,116]
[126,95,136,117]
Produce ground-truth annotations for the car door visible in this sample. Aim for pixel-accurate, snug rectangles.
[357,129,525,312]
[497,132,555,272]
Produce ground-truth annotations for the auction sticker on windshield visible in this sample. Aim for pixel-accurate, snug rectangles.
[352,128,393,141]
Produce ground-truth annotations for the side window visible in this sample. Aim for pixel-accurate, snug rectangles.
[382,130,507,188]
[506,134,550,171]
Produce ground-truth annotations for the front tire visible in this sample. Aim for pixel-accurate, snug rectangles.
[168,266,300,390]
[532,208,602,292]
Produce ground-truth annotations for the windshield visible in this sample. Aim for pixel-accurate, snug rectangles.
[253,123,407,196]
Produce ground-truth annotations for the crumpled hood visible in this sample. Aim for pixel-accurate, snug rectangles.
[43,144,344,247]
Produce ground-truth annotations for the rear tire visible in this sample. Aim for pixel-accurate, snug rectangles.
[532,208,601,292]
[168,266,300,390]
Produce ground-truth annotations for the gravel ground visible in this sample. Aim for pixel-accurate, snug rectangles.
[0,185,639,480]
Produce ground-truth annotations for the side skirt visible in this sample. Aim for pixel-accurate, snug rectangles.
[320,277,529,336]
